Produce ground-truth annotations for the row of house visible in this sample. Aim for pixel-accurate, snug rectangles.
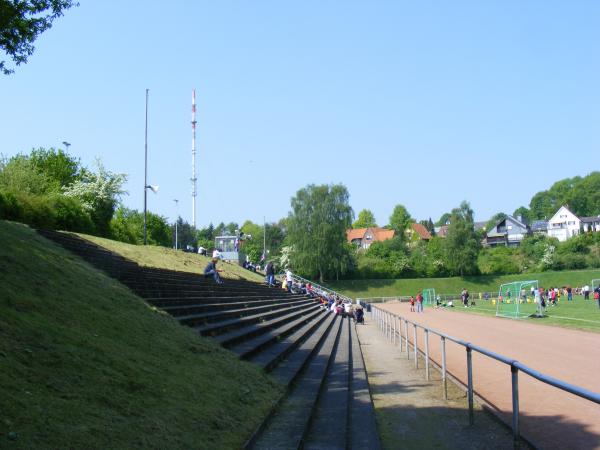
[484,206,600,247]
[346,223,432,249]
[347,206,600,249]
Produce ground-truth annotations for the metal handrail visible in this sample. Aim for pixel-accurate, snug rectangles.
[288,274,353,303]
[369,304,600,448]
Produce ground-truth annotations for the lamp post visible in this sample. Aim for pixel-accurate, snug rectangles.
[144,88,149,245]
[173,199,179,250]
[62,141,71,152]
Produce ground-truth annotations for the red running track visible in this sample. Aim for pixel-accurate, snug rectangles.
[379,302,600,449]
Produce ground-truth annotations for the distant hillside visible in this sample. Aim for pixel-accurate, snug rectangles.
[0,221,281,449]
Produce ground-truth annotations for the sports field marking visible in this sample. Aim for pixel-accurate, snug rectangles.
[450,306,600,324]
[546,315,600,324]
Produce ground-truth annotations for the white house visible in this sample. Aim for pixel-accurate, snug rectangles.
[547,206,580,242]
[581,215,600,233]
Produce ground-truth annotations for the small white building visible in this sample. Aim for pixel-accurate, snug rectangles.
[547,206,580,242]
[581,215,600,233]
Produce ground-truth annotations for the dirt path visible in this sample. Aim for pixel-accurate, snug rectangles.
[378,303,600,449]
[356,318,519,449]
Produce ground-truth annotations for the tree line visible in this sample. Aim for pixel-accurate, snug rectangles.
[1,148,599,281]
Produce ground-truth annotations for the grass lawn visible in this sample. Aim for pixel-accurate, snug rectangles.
[0,221,282,449]
[328,271,600,333]
[443,295,600,332]
[328,270,600,299]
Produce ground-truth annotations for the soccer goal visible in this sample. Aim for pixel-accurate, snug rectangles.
[496,280,543,319]
[422,288,436,306]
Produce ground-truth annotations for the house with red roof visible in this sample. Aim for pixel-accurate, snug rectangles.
[407,223,432,242]
[346,227,395,249]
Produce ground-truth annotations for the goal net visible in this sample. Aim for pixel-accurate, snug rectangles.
[422,288,436,306]
[496,280,543,319]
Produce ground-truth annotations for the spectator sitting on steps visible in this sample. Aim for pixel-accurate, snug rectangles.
[204,257,224,284]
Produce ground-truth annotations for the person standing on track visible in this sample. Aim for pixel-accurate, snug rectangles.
[416,291,424,313]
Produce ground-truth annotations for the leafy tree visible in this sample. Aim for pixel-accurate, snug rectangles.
[512,206,531,224]
[388,204,412,237]
[110,207,170,246]
[569,172,600,217]
[0,154,51,194]
[528,174,600,219]
[0,0,79,74]
[0,148,82,194]
[171,217,197,250]
[197,223,215,250]
[29,147,82,188]
[63,159,127,236]
[444,201,480,276]
[352,209,377,229]
[287,184,354,282]
[477,246,522,275]
[419,218,435,233]
[436,212,451,226]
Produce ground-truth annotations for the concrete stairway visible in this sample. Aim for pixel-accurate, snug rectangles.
[38,229,380,449]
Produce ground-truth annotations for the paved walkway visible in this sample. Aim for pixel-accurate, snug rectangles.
[356,318,518,449]
[378,303,600,449]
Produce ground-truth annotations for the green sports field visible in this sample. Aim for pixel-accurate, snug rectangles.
[328,271,600,332]
[444,294,600,332]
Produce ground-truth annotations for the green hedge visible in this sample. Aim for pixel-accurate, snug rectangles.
[0,190,95,233]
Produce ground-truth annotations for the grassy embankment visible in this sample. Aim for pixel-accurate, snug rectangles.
[0,221,282,449]
[81,233,265,282]
[329,270,600,332]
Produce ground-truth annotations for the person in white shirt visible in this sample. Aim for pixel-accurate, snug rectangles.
[212,249,221,259]
[285,269,293,293]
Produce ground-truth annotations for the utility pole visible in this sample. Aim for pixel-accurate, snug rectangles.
[191,89,197,228]
[174,199,179,250]
[144,88,149,245]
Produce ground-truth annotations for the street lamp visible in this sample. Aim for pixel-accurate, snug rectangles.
[173,199,179,250]
[143,184,158,244]
[62,141,71,152]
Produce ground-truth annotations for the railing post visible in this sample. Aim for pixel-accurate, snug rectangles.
[399,318,403,351]
[511,365,520,447]
[467,346,474,425]
[441,336,447,399]
[405,320,409,359]
[386,312,390,341]
[424,329,430,381]
[392,314,396,345]
[413,324,418,368]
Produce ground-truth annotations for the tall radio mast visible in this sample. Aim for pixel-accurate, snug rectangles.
[191,89,197,228]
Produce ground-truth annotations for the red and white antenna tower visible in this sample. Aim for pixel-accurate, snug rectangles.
[191,88,198,228]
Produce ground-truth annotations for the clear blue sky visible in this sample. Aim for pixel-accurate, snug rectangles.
[1,1,599,227]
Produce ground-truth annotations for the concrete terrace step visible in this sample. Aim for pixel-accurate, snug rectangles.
[303,318,350,449]
[129,288,291,298]
[248,310,336,373]
[349,321,381,450]
[177,299,315,327]
[229,308,327,360]
[267,313,339,386]
[248,316,343,450]
[210,304,322,345]
[158,297,308,316]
